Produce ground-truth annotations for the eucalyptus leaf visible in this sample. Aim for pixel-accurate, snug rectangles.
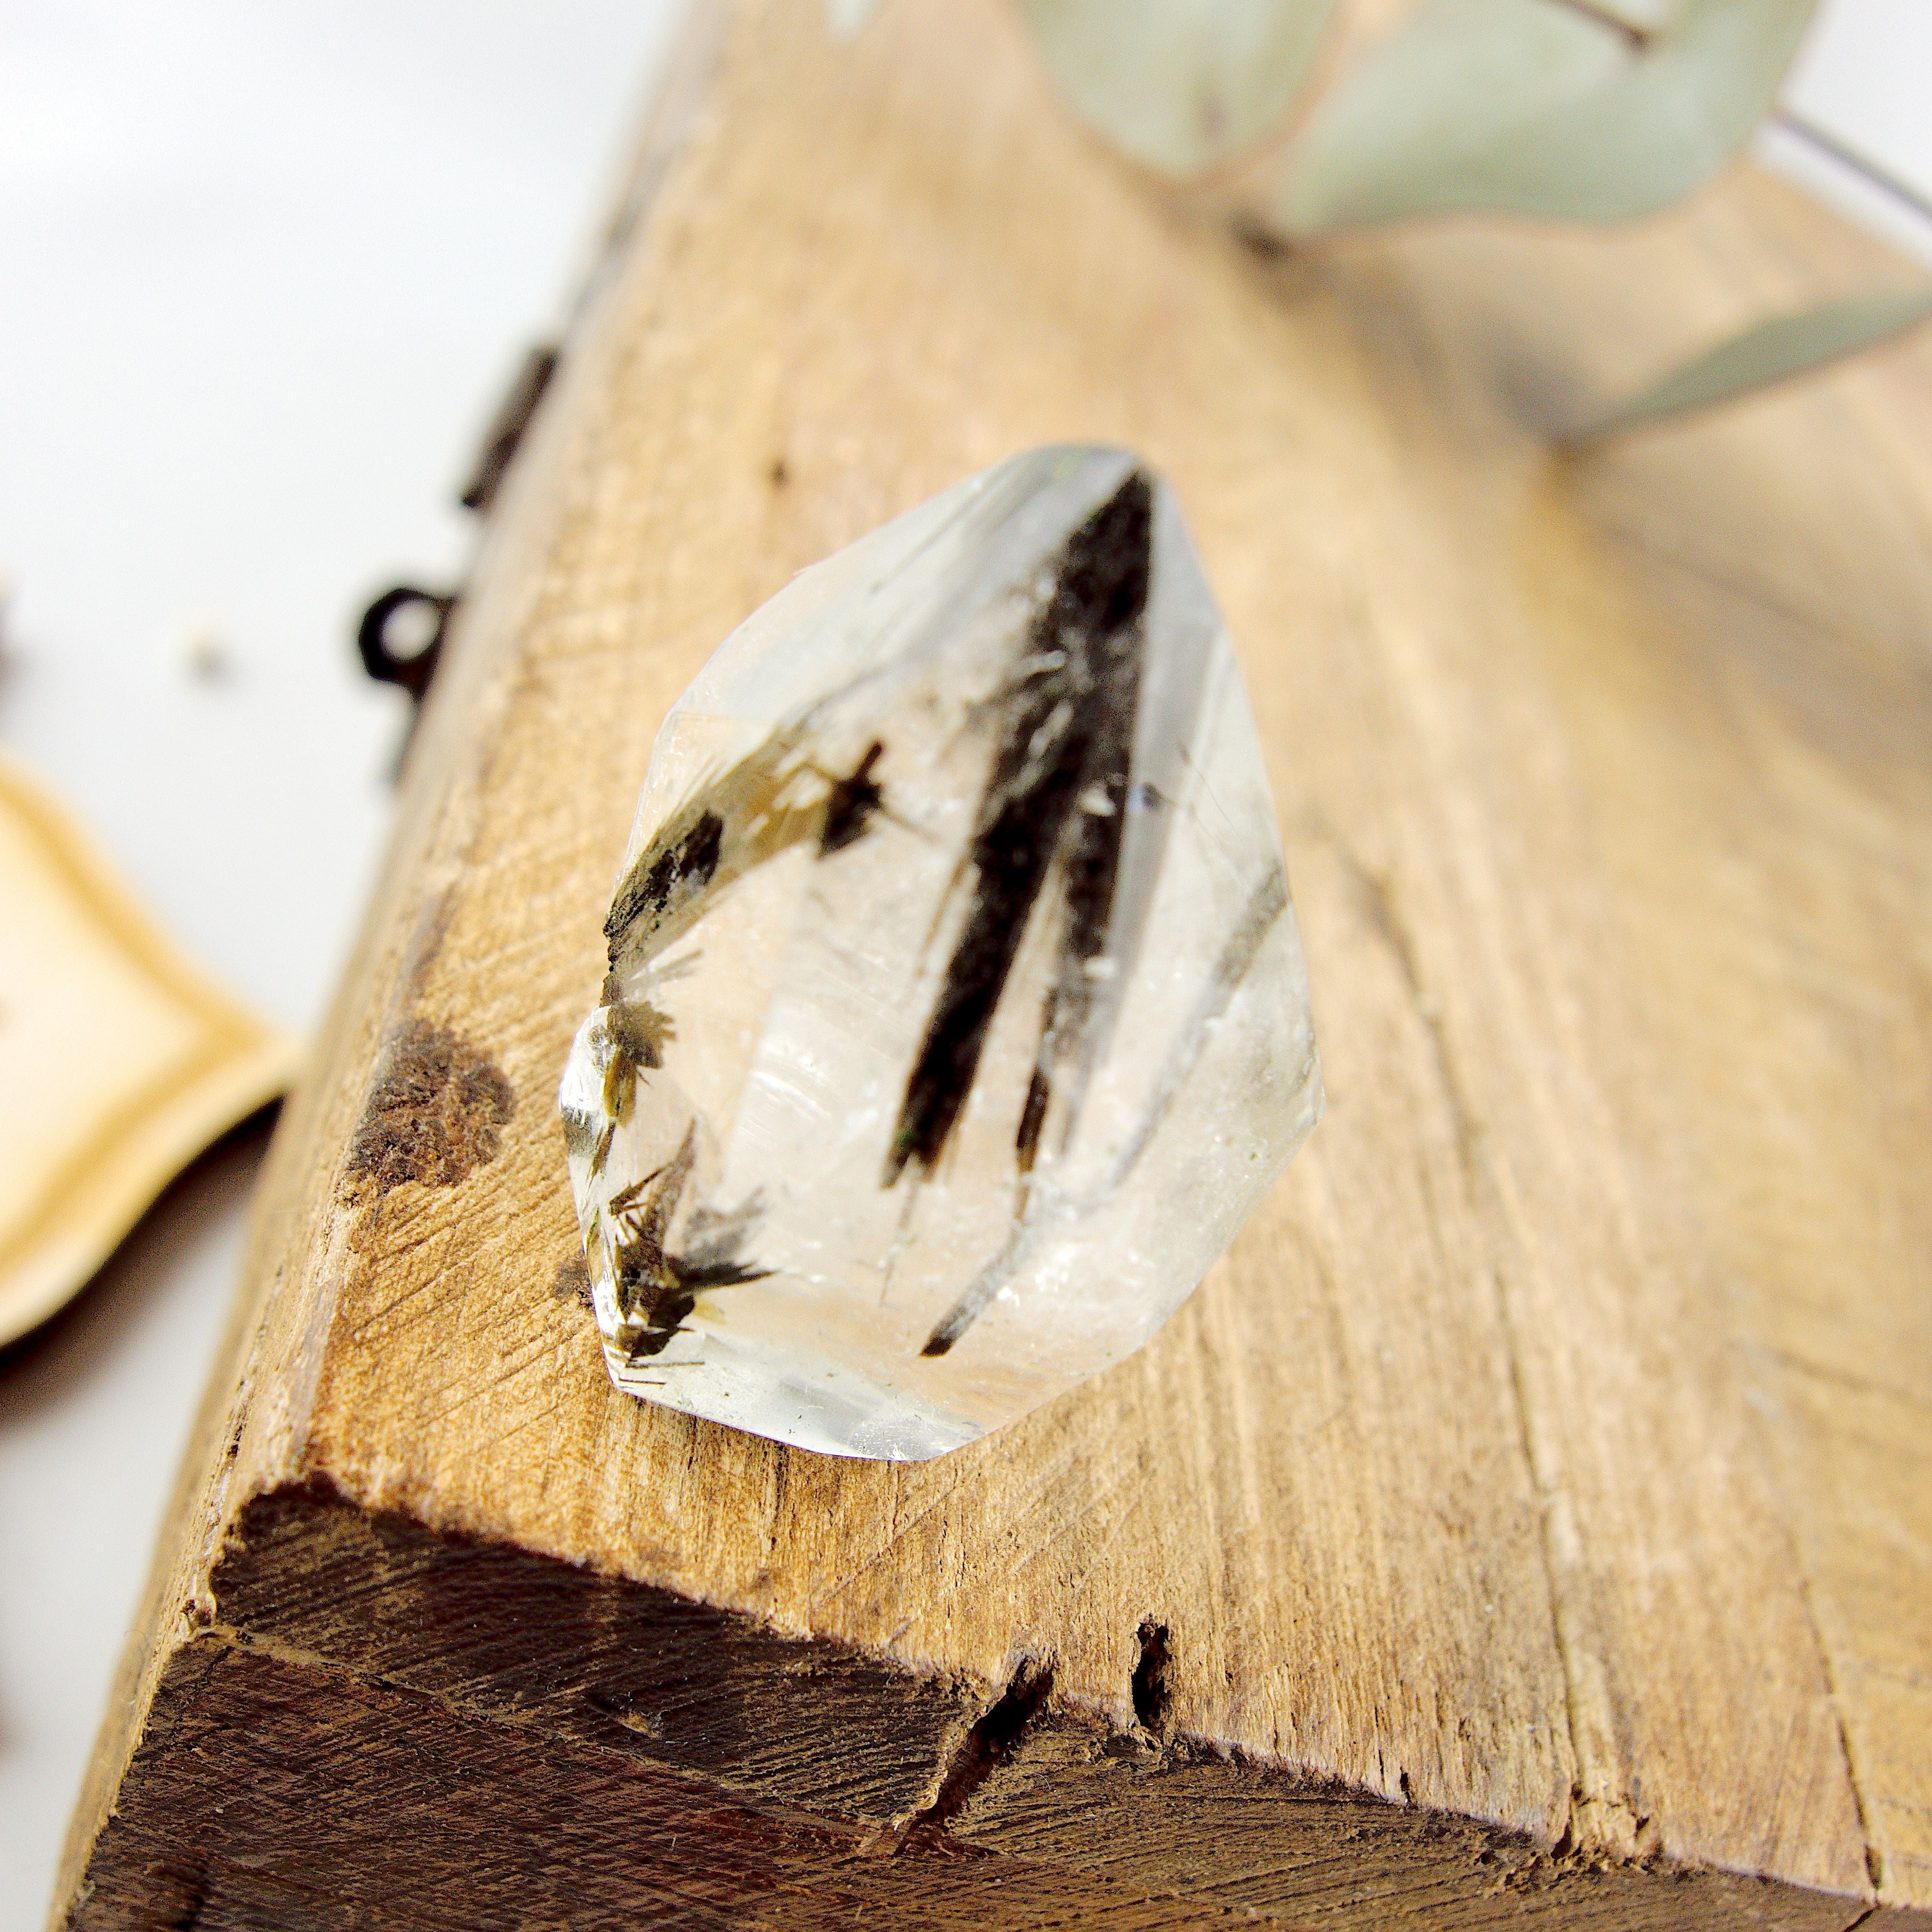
[1570,285,1932,437]
[1270,0,1818,234]
[1015,0,1339,181]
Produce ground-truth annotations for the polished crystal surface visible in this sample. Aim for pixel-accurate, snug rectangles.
[559,447,1321,1459]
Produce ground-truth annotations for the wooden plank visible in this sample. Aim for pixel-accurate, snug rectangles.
[56,0,1932,1923]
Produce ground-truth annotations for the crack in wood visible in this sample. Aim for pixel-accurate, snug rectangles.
[1131,1620,1171,1738]
[892,1659,1057,1852]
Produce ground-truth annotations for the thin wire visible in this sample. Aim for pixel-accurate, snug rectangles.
[1767,106,1932,236]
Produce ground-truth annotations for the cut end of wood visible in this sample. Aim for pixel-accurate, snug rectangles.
[58,1484,1898,1929]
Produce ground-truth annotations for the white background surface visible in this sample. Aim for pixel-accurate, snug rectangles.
[0,4,681,1919]
[1,3,1928,1924]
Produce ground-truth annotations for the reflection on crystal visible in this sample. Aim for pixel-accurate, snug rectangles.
[559,446,1321,1460]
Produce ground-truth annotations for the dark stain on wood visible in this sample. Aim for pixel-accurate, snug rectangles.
[344,1017,515,1195]
[551,1254,594,1310]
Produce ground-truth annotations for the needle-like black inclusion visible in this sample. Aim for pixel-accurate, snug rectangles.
[610,1125,771,1362]
[819,741,885,856]
[604,809,723,958]
[885,469,1151,1186]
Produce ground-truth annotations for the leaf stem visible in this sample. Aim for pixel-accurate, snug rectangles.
[1542,0,1650,49]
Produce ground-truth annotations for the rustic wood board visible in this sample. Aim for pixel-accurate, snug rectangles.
[56,0,1932,1925]
[0,754,298,1348]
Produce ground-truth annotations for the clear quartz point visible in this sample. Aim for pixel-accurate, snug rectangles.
[559,446,1322,1460]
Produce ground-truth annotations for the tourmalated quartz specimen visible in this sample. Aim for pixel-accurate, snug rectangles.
[559,447,1322,1459]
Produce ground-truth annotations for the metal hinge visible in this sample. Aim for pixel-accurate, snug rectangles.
[356,341,558,708]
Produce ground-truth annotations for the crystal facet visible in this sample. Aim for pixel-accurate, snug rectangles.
[559,448,1322,1459]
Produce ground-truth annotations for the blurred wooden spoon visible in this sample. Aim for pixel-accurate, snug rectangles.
[0,753,300,1348]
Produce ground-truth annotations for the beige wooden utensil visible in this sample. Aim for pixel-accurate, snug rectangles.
[0,753,300,1347]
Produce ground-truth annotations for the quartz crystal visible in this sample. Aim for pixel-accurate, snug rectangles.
[559,446,1321,1460]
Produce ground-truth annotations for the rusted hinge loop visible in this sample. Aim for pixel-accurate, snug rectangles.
[357,586,456,702]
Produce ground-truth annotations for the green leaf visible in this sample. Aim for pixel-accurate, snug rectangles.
[1568,285,1932,437]
[1015,0,1339,181]
[1269,0,1818,234]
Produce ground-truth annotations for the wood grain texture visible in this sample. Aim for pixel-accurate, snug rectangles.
[56,0,1932,1924]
